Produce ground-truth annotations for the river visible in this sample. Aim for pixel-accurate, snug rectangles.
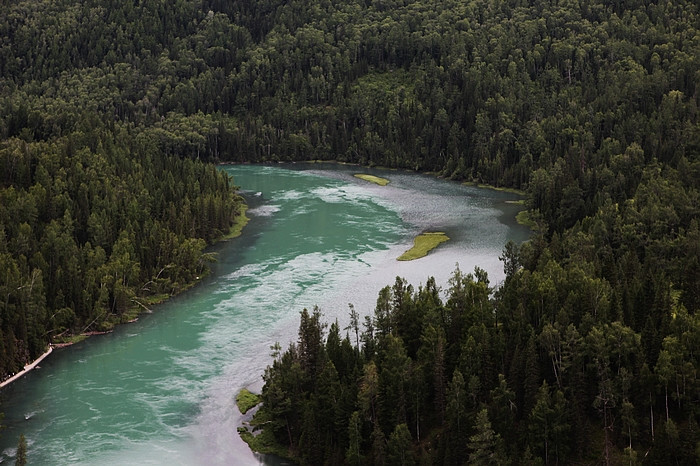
[0,163,530,465]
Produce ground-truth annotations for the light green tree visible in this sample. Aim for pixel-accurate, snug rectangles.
[468,408,506,465]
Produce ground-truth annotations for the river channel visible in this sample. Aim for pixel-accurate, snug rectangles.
[0,163,530,465]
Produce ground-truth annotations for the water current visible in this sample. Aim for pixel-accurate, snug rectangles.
[0,163,530,465]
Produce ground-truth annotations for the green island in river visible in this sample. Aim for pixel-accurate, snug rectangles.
[235,388,260,415]
[397,232,449,261]
[354,174,390,186]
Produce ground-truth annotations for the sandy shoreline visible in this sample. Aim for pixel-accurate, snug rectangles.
[0,346,53,389]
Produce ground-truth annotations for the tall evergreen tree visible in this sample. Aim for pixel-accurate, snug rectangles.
[15,434,27,466]
[468,409,506,466]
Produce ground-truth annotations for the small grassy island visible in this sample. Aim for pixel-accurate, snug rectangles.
[461,181,526,196]
[235,388,261,415]
[237,389,293,461]
[354,173,390,186]
[515,209,537,230]
[397,232,449,261]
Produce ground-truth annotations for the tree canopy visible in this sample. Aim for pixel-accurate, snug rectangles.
[0,0,698,462]
[255,261,699,464]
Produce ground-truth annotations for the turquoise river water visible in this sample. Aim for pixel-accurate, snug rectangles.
[0,164,530,465]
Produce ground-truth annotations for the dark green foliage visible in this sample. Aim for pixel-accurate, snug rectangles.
[256,255,699,464]
[0,121,242,379]
[1,0,699,462]
[387,424,414,466]
[345,411,365,466]
[15,434,26,466]
[468,409,506,466]
[2,0,698,186]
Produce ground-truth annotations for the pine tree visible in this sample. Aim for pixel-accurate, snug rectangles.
[387,423,414,466]
[370,425,387,466]
[346,411,365,466]
[468,409,506,465]
[529,381,553,465]
[523,330,541,417]
[444,368,469,464]
[15,434,27,466]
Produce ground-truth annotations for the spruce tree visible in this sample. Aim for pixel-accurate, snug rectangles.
[15,434,27,466]
[468,409,506,465]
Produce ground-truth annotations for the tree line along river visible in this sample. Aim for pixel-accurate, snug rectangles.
[0,164,530,465]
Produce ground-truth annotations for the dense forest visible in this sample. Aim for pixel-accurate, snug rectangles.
[0,130,241,377]
[1,0,699,462]
[255,257,699,464]
[0,1,246,379]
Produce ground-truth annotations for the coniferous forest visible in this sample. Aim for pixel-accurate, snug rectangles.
[1,0,699,463]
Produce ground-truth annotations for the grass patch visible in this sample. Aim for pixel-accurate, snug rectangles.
[142,293,171,306]
[236,388,261,415]
[398,232,449,261]
[238,407,299,462]
[52,334,88,346]
[119,307,141,324]
[516,210,537,230]
[238,426,293,460]
[462,181,526,196]
[354,174,389,186]
[218,203,249,241]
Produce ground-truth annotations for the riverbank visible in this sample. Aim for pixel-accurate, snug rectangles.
[0,346,53,389]
[235,388,260,415]
[237,391,297,463]
[226,161,530,199]
[216,202,250,241]
[515,209,543,232]
[2,203,251,389]
[461,180,526,196]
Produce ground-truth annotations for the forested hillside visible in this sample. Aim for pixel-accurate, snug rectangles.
[1,0,699,462]
[255,250,699,463]
[0,130,241,377]
[0,1,245,380]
